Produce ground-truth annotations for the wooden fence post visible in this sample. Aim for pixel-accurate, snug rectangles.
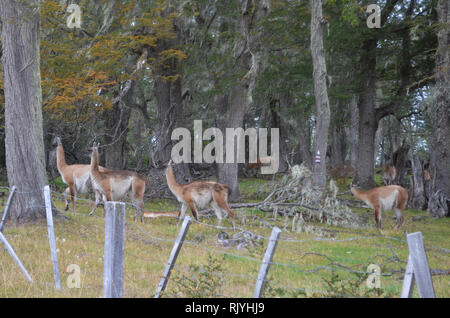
[401,231,435,298]
[0,231,33,283]
[154,215,192,298]
[254,226,281,298]
[103,201,126,298]
[400,255,415,298]
[0,186,16,232]
[44,185,61,291]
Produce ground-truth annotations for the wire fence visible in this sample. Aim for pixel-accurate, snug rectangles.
[0,185,448,298]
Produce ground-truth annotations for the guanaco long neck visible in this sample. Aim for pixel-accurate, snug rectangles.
[56,143,68,171]
[166,165,183,197]
[351,186,368,201]
[90,148,101,179]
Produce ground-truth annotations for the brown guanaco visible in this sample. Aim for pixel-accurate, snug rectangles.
[53,136,108,214]
[165,160,235,228]
[89,144,147,221]
[350,183,408,230]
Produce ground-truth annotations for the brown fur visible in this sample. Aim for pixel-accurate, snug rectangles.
[89,146,147,222]
[351,184,408,230]
[381,165,397,185]
[55,137,109,214]
[245,156,275,170]
[166,163,235,228]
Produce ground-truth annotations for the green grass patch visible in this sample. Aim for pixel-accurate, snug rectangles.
[0,175,448,298]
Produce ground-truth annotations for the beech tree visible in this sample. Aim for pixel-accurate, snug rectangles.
[310,0,331,187]
[0,0,49,223]
[428,0,449,218]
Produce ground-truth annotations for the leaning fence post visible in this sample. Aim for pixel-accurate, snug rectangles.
[400,255,415,298]
[254,226,281,298]
[103,201,126,298]
[154,215,192,298]
[400,231,435,298]
[0,231,33,283]
[44,185,61,291]
[0,186,16,232]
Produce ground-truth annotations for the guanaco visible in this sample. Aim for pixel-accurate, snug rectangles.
[350,183,408,230]
[381,165,397,185]
[53,136,108,214]
[245,156,276,170]
[166,161,235,228]
[89,144,147,222]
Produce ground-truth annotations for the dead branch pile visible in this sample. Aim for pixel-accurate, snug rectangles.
[255,164,368,230]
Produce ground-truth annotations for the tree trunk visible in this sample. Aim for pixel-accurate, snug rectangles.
[354,37,377,189]
[329,101,347,168]
[348,97,359,167]
[410,156,427,210]
[270,97,289,172]
[428,0,450,218]
[153,75,176,166]
[392,140,410,186]
[0,0,49,224]
[293,114,312,169]
[104,83,133,170]
[131,110,143,170]
[310,0,331,187]
[216,0,270,200]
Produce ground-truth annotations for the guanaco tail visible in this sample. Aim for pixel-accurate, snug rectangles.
[350,183,408,230]
[53,136,107,214]
[165,160,235,228]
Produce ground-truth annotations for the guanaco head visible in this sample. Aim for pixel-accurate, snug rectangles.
[349,182,358,195]
[87,142,100,168]
[52,136,62,148]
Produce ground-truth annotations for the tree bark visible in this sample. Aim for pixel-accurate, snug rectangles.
[428,0,450,218]
[353,0,401,189]
[329,101,347,168]
[270,97,289,172]
[216,0,270,200]
[354,37,377,189]
[410,156,427,210]
[0,0,49,224]
[310,0,331,187]
[293,113,312,169]
[104,83,133,170]
[348,97,359,167]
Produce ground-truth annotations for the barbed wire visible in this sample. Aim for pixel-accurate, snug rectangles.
[1,184,449,298]
[1,184,449,254]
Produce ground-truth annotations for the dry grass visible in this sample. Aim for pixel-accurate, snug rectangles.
[0,179,449,298]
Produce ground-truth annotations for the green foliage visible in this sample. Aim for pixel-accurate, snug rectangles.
[312,267,395,298]
[170,254,225,298]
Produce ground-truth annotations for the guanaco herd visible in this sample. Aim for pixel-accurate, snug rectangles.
[53,137,414,230]
[53,137,235,227]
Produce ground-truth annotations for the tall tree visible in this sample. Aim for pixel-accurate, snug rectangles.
[428,0,449,218]
[214,0,270,200]
[310,0,331,187]
[0,0,49,223]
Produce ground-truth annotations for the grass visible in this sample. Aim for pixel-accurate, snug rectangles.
[0,175,448,298]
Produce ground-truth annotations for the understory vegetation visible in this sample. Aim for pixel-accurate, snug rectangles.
[0,174,448,298]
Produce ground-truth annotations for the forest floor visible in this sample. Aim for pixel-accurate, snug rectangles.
[0,174,448,298]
